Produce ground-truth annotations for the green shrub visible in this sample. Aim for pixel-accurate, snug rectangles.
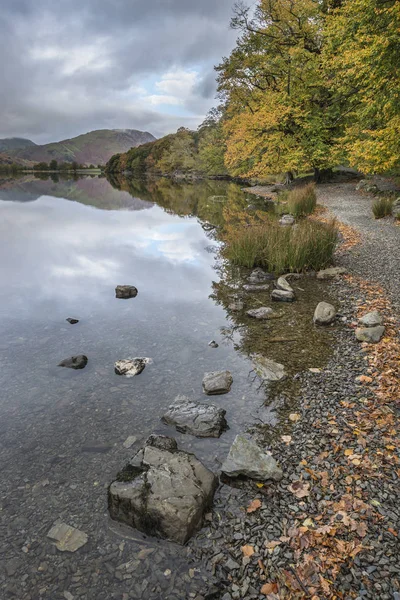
[277,183,317,218]
[372,197,393,219]
[225,218,337,273]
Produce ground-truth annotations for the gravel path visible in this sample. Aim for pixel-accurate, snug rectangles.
[317,182,400,315]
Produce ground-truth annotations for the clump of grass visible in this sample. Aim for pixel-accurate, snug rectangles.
[277,183,317,218]
[224,218,337,273]
[372,197,393,219]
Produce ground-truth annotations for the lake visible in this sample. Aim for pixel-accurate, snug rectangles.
[0,174,333,599]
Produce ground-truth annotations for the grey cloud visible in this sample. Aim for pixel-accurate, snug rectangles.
[0,0,238,142]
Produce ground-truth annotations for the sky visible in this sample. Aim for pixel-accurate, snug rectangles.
[0,0,240,144]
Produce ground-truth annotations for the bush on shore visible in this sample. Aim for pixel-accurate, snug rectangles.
[372,197,393,219]
[277,183,317,218]
[224,218,338,273]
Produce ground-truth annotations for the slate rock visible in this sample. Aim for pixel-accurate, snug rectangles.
[359,311,383,328]
[115,358,152,377]
[246,307,274,320]
[276,274,294,294]
[108,437,217,544]
[115,285,138,299]
[252,354,286,381]
[355,326,385,343]
[313,301,336,325]
[58,355,88,370]
[162,395,227,438]
[221,435,283,481]
[47,523,88,552]
[66,318,79,325]
[271,289,295,302]
[203,371,233,395]
[316,267,346,280]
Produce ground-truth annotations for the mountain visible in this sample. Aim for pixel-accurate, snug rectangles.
[0,138,37,152]
[9,129,156,166]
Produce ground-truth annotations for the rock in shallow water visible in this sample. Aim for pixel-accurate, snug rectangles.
[58,355,88,370]
[313,301,336,325]
[355,326,385,343]
[252,354,286,381]
[66,318,79,325]
[221,434,283,481]
[115,285,138,299]
[208,340,219,348]
[47,523,88,552]
[276,274,294,294]
[114,358,152,377]
[271,289,295,302]
[108,435,217,544]
[248,268,273,284]
[203,370,232,395]
[162,395,227,438]
[246,307,274,320]
[243,284,270,292]
[359,311,383,328]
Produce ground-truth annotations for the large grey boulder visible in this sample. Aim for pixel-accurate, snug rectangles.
[108,436,217,544]
[58,355,88,370]
[271,289,295,302]
[115,285,138,299]
[316,267,346,280]
[276,275,294,294]
[355,326,385,344]
[221,435,283,481]
[313,302,336,325]
[246,307,274,320]
[162,395,227,438]
[202,371,232,395]
[252,354,286,381]
[115,358,152,377]
[248,268,273,284]
[359,311,383,328]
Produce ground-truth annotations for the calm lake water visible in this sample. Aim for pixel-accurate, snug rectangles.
[0,174,333,599]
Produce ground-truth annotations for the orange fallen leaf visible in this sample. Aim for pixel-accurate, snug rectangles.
[358,375,373,384]
[388,528,398,537]
[261,582,278,595]
[289,413,301,422]
[247,499,262,513]
[241,544,255,557]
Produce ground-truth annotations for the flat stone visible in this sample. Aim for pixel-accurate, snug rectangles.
[355,326,385,343]
[202,370,232,395]
[316,267,346,280]
[221,435,283,481]
[252,354,286,381]
[246,307,274,320]
[248,268,273,284]
[271,289,295,302]
[108,438,217,544]
[58,355,88,370]
[5,558,22,577]
[313,302,336,325]
[66,318,79,325]
[279,215,295,227]
[276,275,294,294]
[359,311,383,328]
[115,285,138,299]
[123,436,138,449]
[243,284,270,292]
[162,395,227,438]
[63,592,74,600]
[228,301,244,311]
[47,523,88,552]
[115,358,152,377]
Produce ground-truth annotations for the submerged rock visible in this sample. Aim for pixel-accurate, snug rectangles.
[202,370,233,395]
[359,311,383,328]
[243,284,270,292]
[47,523,88,552]
[114,358,152,377]
[248,268,273,284]
[221,435,283,481]
[208,340,219,348]
[58,355,88,370]
[276,275,294,294]
[162,395,227,438]
[271,289,295,302]
[115,285,138,299]
[66,318,79,325]
[252,354,286,381]
[355,326,385,343]
[313,302,336,325]
[228,301,244,312]
[246,307,274,320]
[316,267,346,280]
[108,435,217,544]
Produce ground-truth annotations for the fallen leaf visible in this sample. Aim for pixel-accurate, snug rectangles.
[261,582,278,595]
[247,499,262,513]
[344,449,355,456]
[388,527,398,537]
[288,481,311,499]
[241,544,255,557]
[303,517,314,527]
[256,483,264,488]
[289,413,301,422]
[357,375,373,384]
[264,540,281,550]
[309,368,321,373]
[281,435,292,444]
[356,522,368,538]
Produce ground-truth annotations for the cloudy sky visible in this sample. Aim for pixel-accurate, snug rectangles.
[0,0,240,144]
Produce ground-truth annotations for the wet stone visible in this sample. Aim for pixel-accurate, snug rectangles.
[208,340,219,348]
[66,318,79,325]
[115,358,152,377]
[123,436,138,449]
[252,354,286,381]
[202,371,232,395]
[221,434,283,481]
[313,301,336,325]
[276,275,294,294]
[58,355,88,369]
[162,395,227,438]
[248,268,273,284]
[115,285,138,299]
[47,523,88,552]
[316,267,346,280]
[246,307,274,320]
[271,289,295,302]
[243,284,270,292]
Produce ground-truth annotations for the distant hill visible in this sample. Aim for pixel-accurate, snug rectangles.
[0,138,37,152]
[10,129,156,166]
